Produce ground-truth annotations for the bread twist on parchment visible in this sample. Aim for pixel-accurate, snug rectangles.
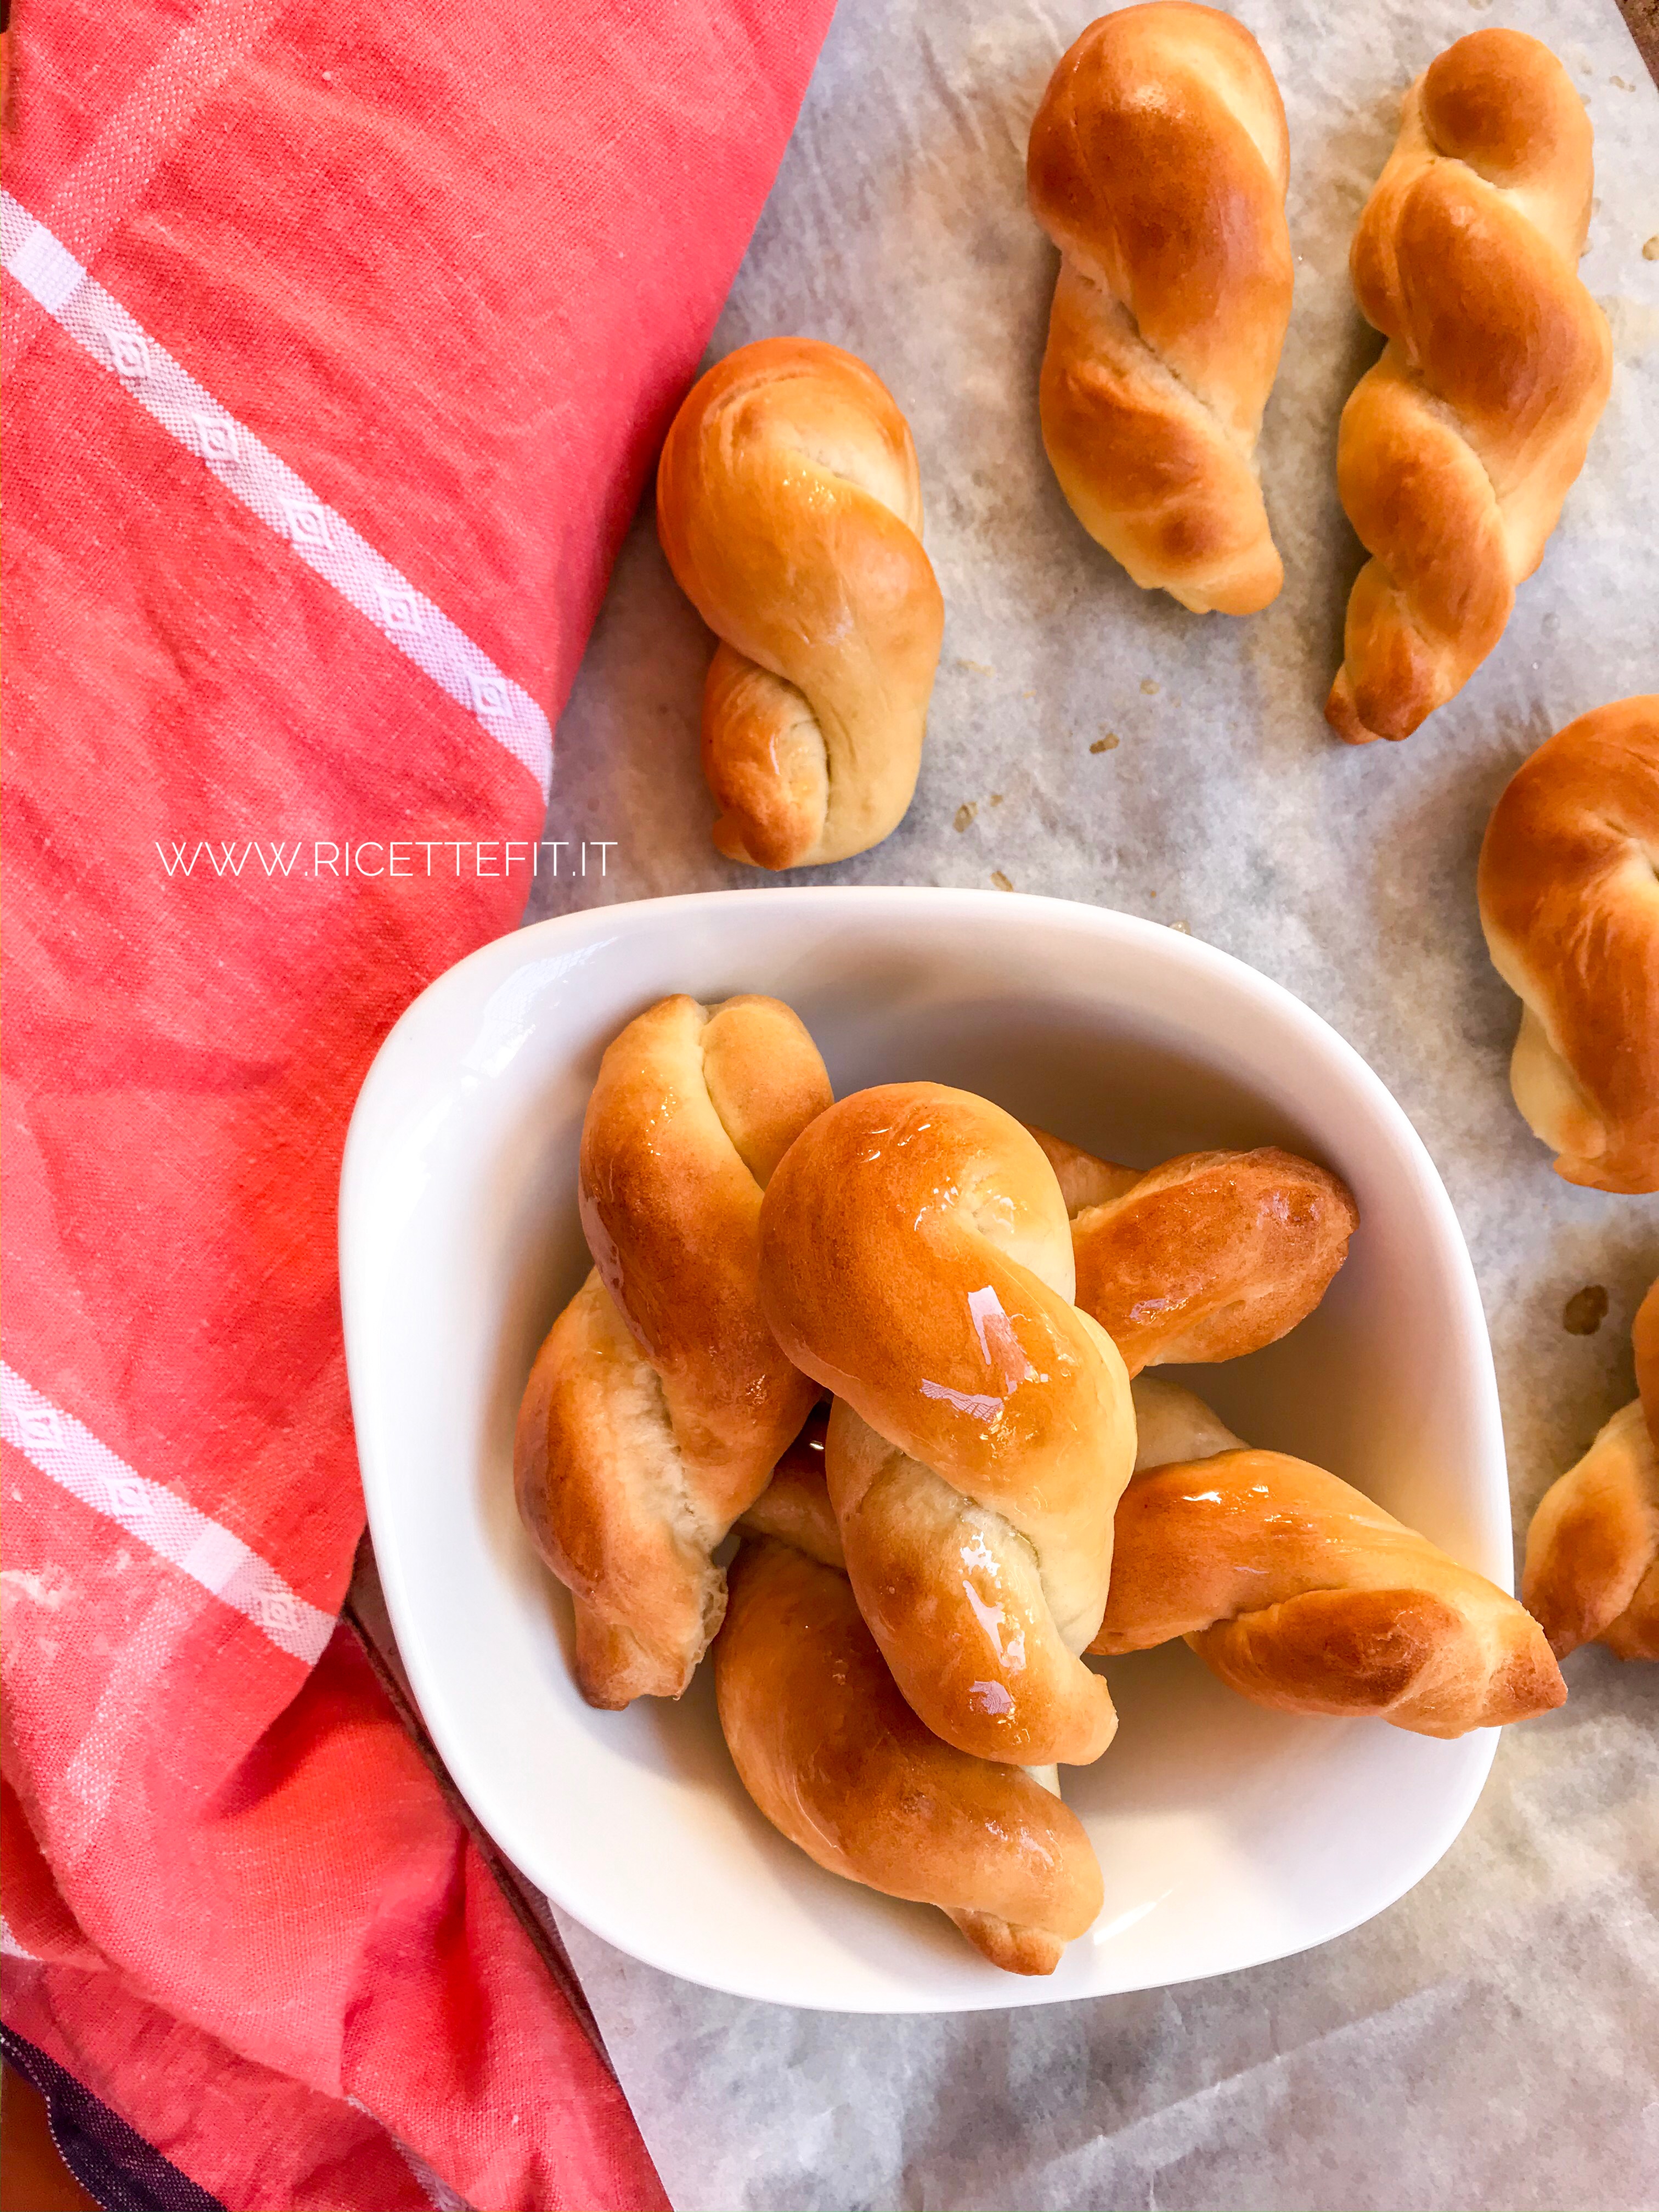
[1478,695,1659,1194]
[1028,1126,1357,1374]
[514,995,832,1706]
[1026,1,1292,614]
[758,1084,1135,1767]
[1523,1278,1659,1662]
[1096,1379,1566,1736]
[1326,29,1611,744]
[656,337,944,870]
[721,1415,1105,1976]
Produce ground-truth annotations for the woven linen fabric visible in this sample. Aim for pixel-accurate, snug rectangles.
[0,0,836,2202]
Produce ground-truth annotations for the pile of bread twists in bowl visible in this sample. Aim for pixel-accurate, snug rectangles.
[514,994,1592,1977]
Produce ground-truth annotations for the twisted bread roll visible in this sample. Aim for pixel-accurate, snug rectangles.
[723,1418,1104,1976]
[758,1085,1134,1766]
[515,995,832,1706]
[656,337,944,870]
[1477,696,1659,1193]
[1522,1279,1659,1661]
[1095,1378,1566,1735]
[1026,2,1292,614]
[1029,1127,1357,1374]
[1326,30,1611,744]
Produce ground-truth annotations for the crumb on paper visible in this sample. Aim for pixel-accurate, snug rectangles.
[955,658,994,674]
[1091,733,1120,754]
[1141,678,1159,695]
[990,792,1004,806]
[1022,690,1037,700]
[990,870,1013,893]
[1644,237,1659,261]
[1611,74,1630,89]
[1169,919,1191,934]
[954,802,978,832]
[1148,888,1158,900]
[1562,1285,1609,1335]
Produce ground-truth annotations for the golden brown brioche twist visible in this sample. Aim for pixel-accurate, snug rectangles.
[1522,1279,1659,1662]
[1326,29,1611,744]
[1028,1127,1357,1374]
[723,1419,1104,1976]
[1026,2,1292,614]
[1094,1379,1566,1736]
[655,337,945,870]
[758,1084,1134,1766]
[1477,697,1659,1193]
[515,995,832,1707]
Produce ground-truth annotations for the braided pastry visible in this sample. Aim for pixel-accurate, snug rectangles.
[1478,696,1659,1193]
[1026,2,1292,614]
[1095,1379,1566,1736]
[1326,29,1611,744]
[1029,1127,1357,1374]
[722,1417,1104,1976]
[514,995,832,1706]
[1523,1278,1659,1661]
[758,1084,1134,1767]
[656,337,944,869]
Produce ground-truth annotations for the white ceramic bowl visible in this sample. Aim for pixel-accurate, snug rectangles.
[340,887,1508,2014]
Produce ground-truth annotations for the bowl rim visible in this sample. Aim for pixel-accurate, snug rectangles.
[340,884,1506,2012]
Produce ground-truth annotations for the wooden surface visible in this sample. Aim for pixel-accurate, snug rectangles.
[1617,0,1658,74]
[0,2068,99,2212]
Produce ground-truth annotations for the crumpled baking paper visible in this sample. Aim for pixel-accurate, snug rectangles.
[518,1,1659,2203]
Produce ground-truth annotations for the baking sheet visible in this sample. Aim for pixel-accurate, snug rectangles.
[521,1,1659,2203]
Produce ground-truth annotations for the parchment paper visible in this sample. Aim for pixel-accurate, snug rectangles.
[520,2,1659,2204]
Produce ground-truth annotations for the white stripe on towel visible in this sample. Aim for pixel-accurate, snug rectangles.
[0,1365,336,1666]
[1,192,553,798]
[0,1918,39,1962]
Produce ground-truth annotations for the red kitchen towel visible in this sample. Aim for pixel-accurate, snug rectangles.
[1,0,834,2204]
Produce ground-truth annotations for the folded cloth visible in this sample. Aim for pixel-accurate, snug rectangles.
[0,1,834,2203]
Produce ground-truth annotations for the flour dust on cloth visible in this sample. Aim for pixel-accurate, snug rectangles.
[1,0,834,2204]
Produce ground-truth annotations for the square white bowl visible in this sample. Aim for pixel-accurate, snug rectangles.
[340,887,1509,2013]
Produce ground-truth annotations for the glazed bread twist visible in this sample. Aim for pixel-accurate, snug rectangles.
[1478,696,1659,1193]
[722,1417,1105,1976]
[1522,1278,1659,1661]
[656,337,945,870]
[514,995,832,1706]
[758,1084,1135,1766]
[1096,1379,1566,1736]
[1326,29,1611,744]
[1029,1127,1357,1373]
[1026,2,1292,614]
